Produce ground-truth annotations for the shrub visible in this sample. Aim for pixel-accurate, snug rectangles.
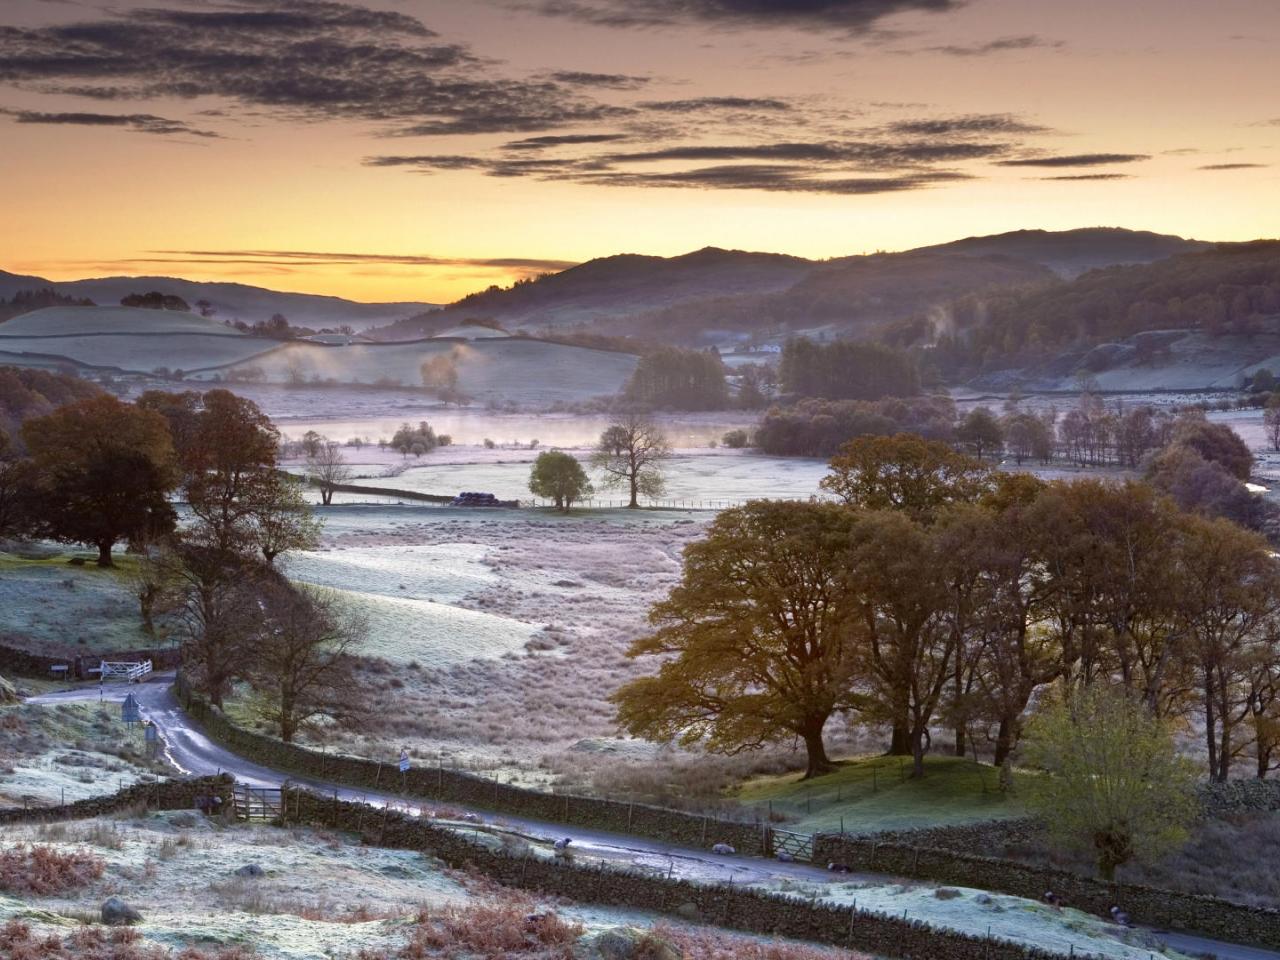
[721,429,750,449]
[0,845,104,895]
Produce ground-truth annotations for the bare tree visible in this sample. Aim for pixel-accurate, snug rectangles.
[170,544,268,708]
[592,413,670,508]
[306,441,352,506]
[252,584,365,742]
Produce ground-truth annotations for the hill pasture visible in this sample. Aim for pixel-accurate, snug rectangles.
[203,336,639,403]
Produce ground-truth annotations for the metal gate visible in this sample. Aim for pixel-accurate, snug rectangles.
[768,828,814,862]
[233,785,283,822]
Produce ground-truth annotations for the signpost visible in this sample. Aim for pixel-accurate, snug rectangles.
[121,693,141,726]
[143,721,159,757]
[398,748,410,793]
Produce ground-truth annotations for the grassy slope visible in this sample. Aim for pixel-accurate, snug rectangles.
[0,550,160,654]
[0,305,250,337]
[205,338,638,402]
[737,755,1024,834]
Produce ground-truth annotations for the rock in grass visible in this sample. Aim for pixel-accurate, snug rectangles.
[235,863,265,878]
[101,897,142,926]
[580,926,680,960]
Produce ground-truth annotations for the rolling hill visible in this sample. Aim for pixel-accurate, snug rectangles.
[375,228,1206,346]
[0,270,436,331]
[0,305,637,405]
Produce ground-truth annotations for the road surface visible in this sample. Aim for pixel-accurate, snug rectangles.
[27,676,1277,960]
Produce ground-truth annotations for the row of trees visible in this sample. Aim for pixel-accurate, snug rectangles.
[528,414,672,511]
[623,347,730,411]
[1,387,359,742]
[778,338,920,401]
[612,435,1280,784]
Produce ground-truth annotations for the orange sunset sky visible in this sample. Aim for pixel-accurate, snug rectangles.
[1,0,1277,304]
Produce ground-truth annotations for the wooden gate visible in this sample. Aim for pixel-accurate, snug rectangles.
[767,828,814,862]
[233,785,282,822]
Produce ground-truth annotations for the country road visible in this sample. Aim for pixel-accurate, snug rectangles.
[26,676,1278,960]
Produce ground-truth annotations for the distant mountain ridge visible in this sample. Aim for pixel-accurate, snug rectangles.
[0,270,436,331]
[373,228,1210,344]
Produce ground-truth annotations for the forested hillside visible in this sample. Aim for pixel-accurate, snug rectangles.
[896,241,1280,377]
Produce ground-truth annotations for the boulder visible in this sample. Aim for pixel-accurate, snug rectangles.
[101,897,142,926]
[234,863,264,878]
[578,926,681,960]
[673,902,701,923]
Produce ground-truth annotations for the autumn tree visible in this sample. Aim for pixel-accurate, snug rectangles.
[956,407,1003,460]
[254,472,321,564]
[528,450,592,512]
[1265,396,1280,453]
[820,434,991,524]
[182,390,283,555]
[307,439,352,506]
[1175,513,1280,781]
[22,396,178,566]
[251,582,365,742]
[0,429,35,542]
[1023,685,1197,881]
[612,501,861,778]
[592,414,670,508]
[845,510,955,777]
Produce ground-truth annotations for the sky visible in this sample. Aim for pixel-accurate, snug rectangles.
[0,0,1277,304]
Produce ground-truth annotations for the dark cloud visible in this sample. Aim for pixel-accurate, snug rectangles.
[145,249,579,270]
[1039,174,1131,181]
[637,97,792,113]
[921,35,1063,57]
[503,133,631,150]
[0,0,623,136]
[887,114,1051,136]
[0,108,221,137]
[561,165,972,194]
[596,139,1010,166]
[508,0,960,32]
[1197,162,1268,170]
[548,71,650,89]
[997,153,1150,167]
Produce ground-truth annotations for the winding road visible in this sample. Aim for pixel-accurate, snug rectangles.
[27,675,1276,960]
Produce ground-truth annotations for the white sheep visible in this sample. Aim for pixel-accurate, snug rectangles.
[711,843,736,856]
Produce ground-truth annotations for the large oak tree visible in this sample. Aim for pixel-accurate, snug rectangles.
[612,500,860,778]
[22,396,178,566]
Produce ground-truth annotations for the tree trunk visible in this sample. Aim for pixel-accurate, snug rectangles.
[910,725,926,779]
[321,487,333,506]
[801,726,835,779]
[887,722,911,756]
[97,541,114,567]
[628,474,639,509]
[993,716,1014,768]
[1204,680,1219,782]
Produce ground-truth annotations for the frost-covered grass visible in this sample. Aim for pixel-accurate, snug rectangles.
[346,451,830,506]
[0,813,870,960]
[0,702,167,807]
[202,338,638,403]
[0,549,164,654]
[737,755,1024,834]
[0,306,251,338]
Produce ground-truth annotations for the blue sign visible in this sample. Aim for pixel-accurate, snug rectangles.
[144,723,158,742]
[121,694,141,724]
[398,749,410,773]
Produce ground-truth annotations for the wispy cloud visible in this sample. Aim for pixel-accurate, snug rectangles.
[917,35,1064,57]
[997,153,1149,168]
[1039,173,1131,181]
[143,249,580,271]
[1197,162,1268,170]
[0,108,221,137]
[887,114,1052,136]
[0,0,624,137]
[502,0,961,33]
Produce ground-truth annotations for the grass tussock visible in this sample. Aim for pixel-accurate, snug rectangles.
[0,921,255,960]
[648,923,873,960]
[354,888,582,960]
[0,845,104,895]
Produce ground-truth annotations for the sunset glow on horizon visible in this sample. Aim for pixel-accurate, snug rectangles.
[2,0,1277,304]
